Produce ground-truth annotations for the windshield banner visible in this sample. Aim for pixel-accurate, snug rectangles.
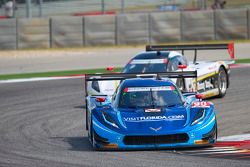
[130,59,168,64]
[124,86,175,92]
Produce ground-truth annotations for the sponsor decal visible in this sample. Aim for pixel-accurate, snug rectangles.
[145,108,161,113]
[192,101,210,108]
[130,59,168,64]
[124,115,185,122]
[124,86,175,92]
[208,65,217,71]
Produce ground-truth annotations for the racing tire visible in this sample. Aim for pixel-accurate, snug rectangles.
[90,119,95,148]
[215,125,218,141]
[85,100,88,130]
[217,67,228,98]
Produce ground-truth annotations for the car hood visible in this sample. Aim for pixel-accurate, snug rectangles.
[117,106,188,135]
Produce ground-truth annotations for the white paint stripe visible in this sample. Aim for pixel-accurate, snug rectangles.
[180,148,237,153]
[202,146,235,150]
[218,134,250,141]
[230,63,250,69]
[0,76,84,84]
[186,150,244,155]
[0,63,249,84]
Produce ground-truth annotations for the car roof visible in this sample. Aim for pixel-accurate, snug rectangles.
[133,51,182,59]
[120,78,174,88]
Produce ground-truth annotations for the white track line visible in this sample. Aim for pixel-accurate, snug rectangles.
[0,76,84,84]
[180,148,237,153]
[0,63,250,84]
[185,150,246,155]
[218,134,250,141]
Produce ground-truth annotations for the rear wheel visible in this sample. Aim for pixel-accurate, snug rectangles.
[217,67,228,98]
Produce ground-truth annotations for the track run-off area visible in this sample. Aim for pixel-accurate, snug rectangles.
[0,66,250,167]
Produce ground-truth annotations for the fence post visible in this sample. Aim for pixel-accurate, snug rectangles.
[49,18,52,48]
[213,10,217,40]
[115,15,118,45]
[121,0,125,13]
[148,13,151,44]
[82,16,86,46]
[25,0,32,18]
[101,0,105,13]
[247,9,250,39]
[38,0,43,17]
[180,11,183,41]
[16,18,18,49]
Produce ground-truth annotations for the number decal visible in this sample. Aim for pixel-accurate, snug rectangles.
[192,101,210,108]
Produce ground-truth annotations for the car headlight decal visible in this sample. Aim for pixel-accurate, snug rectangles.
[191,108,206,126]
[102,112,119,129]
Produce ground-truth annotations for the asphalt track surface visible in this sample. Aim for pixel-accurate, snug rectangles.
[0,67,250,167]
[0,43,249,74]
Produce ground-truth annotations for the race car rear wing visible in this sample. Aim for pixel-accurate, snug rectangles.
[146,42,234,64]
[84,71,197,97]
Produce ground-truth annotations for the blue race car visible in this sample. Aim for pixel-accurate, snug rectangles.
[84,72,217,150]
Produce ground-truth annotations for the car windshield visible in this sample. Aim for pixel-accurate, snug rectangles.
[122,58,168,73]
[119,86,183,108]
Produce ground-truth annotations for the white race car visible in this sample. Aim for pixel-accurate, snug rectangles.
[86,43,234,99]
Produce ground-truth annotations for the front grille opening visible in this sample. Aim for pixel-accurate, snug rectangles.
[123,133,189,145]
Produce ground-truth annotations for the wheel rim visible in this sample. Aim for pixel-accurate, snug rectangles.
[219,70,227,94]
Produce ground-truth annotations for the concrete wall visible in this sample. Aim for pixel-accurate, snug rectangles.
[0,9,250,50]
[51,16,83,47]
[0,19,17,49]
[181,10,214,41]
[18,18,50,49]
[150,12,181,43]
[117,13,149,45]
[215,9,248,40]
[84,15,116,46]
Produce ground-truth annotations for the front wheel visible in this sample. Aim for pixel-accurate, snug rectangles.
[90,119,95,148]
[217,67,228,98]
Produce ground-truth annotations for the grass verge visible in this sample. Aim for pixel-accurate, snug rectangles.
[235,59,250,64]
[0,67,122,80]
[0,59,249,80]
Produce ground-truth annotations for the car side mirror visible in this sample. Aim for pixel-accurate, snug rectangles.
[178,65,187,70]
[195,94,203,100]
[106,67,114,71]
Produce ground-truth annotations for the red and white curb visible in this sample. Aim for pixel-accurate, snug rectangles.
[229,63,250,69]
[0,64,250,84]
[177,134,250,160]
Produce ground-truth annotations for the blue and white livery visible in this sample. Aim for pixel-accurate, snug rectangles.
[85,72,217,150]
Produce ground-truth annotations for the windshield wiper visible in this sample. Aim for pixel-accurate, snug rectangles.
[166,103,183,108]
[166,104,177,108]
[126,106,138,109]
[150,88,156,109]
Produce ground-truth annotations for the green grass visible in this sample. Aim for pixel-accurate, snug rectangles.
[0,58,249,80]
[0,67,122,80]
[235,59,250,64]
